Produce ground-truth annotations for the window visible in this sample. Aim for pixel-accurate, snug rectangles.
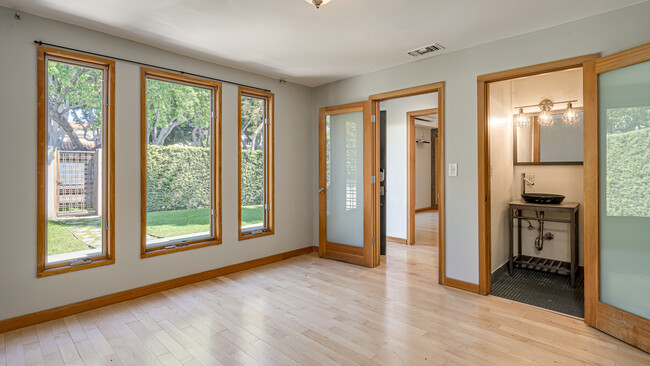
[141,68,222,257]
[37,46,115,276]
[238,87,274,240]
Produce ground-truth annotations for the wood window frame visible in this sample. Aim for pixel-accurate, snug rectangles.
[37,46,116,277]
[140,68,222,258]
[238,87,275,241]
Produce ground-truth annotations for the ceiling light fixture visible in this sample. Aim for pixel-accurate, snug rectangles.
[538,99,555,126]
[305,0,332,9]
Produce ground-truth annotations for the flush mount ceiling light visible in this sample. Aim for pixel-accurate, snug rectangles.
[304,0,332,9]
[514,99,579,127]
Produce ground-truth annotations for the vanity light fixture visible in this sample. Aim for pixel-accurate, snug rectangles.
[515,108,530,128]
[514,99,579,127]
[562,102,579,124]
[304,0,332,9]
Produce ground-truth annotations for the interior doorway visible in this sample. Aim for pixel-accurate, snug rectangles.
[370,82,448,285]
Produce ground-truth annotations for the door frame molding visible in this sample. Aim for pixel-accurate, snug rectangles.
[476,53,599,295]
[407,108,439,245]
[370,82,446,283]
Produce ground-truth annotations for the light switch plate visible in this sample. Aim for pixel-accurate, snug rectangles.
[449,163,458,177]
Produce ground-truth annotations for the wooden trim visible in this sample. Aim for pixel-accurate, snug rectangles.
[442,277,479,293]
[386,236,407,244]
[533,117,541,162]
[477,54,599,82]
[582,59,598,325]
[415,207,437,213]
[594,42,650,74]
[595,302,650,353]
[37,46,116,277]
[407,108,438,245]
[140,68,222,257]
[238,87,275,241]
[369,82,445,283]
[369,82,445,101]
[476,54,598,296]
[0,246,314,334]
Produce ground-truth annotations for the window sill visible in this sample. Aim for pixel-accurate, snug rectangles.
[239,229,274,241]
[38,257,114,278]
[141,239,221,259]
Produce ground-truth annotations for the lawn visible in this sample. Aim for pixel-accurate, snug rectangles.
[146,205,264,238]
[47,220,88,255]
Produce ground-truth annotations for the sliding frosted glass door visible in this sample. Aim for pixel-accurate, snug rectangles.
[584,42,650,353]
[319,101,375,267]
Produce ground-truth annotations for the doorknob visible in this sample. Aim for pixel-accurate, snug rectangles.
[318,187,325,193]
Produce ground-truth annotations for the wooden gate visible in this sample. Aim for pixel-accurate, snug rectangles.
[56,150,97,216]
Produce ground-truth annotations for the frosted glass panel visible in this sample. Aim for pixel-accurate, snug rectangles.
[598,59,650,319]
[326,111,364,247]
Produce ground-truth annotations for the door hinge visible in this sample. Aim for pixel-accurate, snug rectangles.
[264,203,270,210]
[264,118,270,125]
[105,219,109,231]
[371,176,376,184]
[211,111,217,118]
[371,115,376,123]
[211,209,217,216]
[372,237,376,245]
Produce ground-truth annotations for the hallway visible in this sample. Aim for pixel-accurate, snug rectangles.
[414,209,438,246]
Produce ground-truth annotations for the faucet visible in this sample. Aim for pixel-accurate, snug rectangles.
[521,173,534,195]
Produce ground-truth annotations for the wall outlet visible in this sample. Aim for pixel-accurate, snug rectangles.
[449,163,458,177]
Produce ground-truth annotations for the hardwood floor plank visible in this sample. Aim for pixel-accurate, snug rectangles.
[1,243,649,365]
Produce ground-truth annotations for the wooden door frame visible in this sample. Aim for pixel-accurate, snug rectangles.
[318,101,376,267]
[476,54,599,295]
[407,108,439,245]
[369,82,446,283]
[583,42,650,352]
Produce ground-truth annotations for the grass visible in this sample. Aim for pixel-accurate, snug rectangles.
[146,205,264,238]
[47,220,88,255]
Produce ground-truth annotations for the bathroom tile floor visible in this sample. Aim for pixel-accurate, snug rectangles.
[491,267,584,318]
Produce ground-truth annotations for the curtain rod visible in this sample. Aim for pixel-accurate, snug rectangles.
[34,40,272,93]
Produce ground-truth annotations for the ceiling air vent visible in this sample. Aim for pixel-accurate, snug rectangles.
[407,43,446,57]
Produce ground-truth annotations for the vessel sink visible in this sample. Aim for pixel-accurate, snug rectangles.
[521,193,565,204]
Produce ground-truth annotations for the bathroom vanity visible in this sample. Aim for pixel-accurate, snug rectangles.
[508,201,580,287]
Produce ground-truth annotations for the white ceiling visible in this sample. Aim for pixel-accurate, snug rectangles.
[1,0,644,86]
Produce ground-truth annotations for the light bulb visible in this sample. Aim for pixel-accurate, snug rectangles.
[563,102,579,124]
[515,108,530,128]
[538,109,554,126]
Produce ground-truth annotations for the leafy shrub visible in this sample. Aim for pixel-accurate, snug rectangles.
[606,128,650,217]
[147,145,264,211]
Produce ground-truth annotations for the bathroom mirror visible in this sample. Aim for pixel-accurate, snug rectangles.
[513,108,583,165]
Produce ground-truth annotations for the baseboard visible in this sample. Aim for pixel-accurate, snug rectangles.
[442,276,479,293]
[312,246,319,252]
[491,262,509,284]
[386,236,407,244]
[0,246,314,334]
[415,206,437,213]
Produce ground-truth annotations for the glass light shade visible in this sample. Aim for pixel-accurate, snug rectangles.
[304,0,332,8]
[563,102,579,124]
[538,109,554,126]
[515,108,530,128]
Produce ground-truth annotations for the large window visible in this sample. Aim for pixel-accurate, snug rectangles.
[37,46,115,276]
[141,68,221,257]
[238,87,274,240]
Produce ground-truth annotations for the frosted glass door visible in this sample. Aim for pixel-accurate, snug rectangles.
[318,101,374,267]
[326,111,364,247]
[598,59,650,319]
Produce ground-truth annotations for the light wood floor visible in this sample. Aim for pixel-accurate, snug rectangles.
[415,209,438,246]
[1,244,649,365]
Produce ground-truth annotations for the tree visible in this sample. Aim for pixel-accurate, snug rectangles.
[47,61,103,150]
[145,79,211,146]
[240,96,266,151]
[607,107,650,135]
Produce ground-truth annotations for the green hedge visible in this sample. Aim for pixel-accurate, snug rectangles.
[606,128,650,217]
[147,145,264,211]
